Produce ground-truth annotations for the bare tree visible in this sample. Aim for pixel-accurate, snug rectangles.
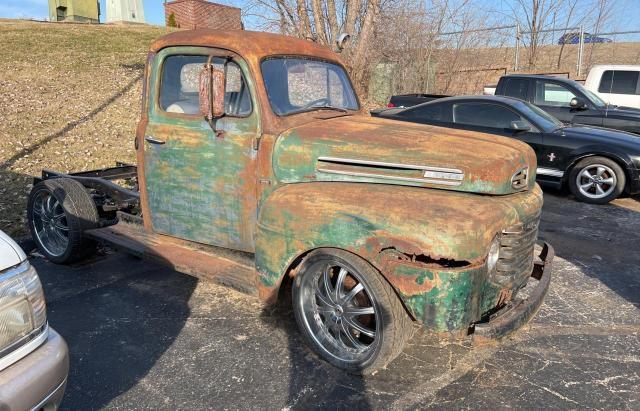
[585,0,615,69]
[246,0,385,92]
[510,0,569,68]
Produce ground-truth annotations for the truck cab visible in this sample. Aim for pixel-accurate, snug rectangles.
[584,65,640,109]
[28,30,553,374]
[495,74,640,134]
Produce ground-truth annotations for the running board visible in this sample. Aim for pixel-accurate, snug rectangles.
[85,223,258,297]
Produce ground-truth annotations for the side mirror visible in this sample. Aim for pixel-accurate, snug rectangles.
[570,97,587,110]
[199,64,225,120]
[509,120,531,132]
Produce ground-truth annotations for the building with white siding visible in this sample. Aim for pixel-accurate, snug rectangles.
[105,0,145,23]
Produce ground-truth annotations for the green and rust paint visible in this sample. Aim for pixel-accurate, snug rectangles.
[136,32,546,336]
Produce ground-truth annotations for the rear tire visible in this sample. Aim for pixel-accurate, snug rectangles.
[292,248,413,374]
[569,156,625,205]
[27,178,99,264]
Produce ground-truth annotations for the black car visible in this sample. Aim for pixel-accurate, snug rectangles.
[372,95,640,204]
[383,75,640,135]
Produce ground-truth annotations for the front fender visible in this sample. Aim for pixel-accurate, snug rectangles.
[255,182,542,319]
[568,145,634,170]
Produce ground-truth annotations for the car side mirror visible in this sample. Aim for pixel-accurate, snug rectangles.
[199,64,225,121]
[570,97,587,110]
[508,120,531,132]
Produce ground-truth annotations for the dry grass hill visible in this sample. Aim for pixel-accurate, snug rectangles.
[0,19,171,236]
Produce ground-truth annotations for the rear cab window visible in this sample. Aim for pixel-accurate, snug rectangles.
[503,78,529,101]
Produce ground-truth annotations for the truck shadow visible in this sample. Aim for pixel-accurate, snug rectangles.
[260,284,373,410]
[539,187,640,308]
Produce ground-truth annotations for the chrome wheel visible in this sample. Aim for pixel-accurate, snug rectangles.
[296,260,379,363]
[576,164,616,200]
[31,191,69,257]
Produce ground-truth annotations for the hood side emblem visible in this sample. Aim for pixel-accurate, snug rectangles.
[317,157,464,186]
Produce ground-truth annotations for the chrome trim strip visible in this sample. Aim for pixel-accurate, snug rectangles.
[536,167,564,178]
[0,324,49,372]
[317,156,463,174]
[316,167,463,186]
[31,376,67,411]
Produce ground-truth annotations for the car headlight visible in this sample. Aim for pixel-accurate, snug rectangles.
[486,235,500,275]
[0,261,47,352]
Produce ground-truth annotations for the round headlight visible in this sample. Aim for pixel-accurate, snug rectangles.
[487,235,500,274]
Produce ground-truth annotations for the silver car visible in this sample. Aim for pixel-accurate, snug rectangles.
[0,230,68,410]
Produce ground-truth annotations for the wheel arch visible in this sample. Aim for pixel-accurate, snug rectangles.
[269,245,418,322]
[563,151,632,191]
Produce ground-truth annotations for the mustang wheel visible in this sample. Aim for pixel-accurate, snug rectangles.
[569,157,625,205]
[28,178,99,264]
[292,249,413,374]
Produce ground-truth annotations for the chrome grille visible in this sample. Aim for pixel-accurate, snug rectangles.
[493,214,539,286]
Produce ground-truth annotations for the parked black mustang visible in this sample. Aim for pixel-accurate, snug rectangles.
[372,95,640,204]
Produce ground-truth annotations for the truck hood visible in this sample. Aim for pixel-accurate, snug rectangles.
[272,115,537,195]
[606,105,640,119]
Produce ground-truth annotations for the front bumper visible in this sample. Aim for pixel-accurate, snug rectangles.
[472,242,554,341]
[0,328,69,411]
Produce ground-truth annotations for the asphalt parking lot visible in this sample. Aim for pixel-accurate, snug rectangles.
[30,189,640,410]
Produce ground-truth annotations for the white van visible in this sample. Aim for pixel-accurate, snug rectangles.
[585,65,640,109]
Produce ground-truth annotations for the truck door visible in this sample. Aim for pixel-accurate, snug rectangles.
[533,79,603,127]
[141,47,259,253]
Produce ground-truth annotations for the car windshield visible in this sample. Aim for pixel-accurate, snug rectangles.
[261,57,359,116]
[515,101,564,132]
[574,82,607,108]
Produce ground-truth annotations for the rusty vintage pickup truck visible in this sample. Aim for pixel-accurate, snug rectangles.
[27,30,553,374]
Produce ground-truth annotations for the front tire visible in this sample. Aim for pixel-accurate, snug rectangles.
[569,157,625,204]
[27,178,99,264]
[292,248,413,374]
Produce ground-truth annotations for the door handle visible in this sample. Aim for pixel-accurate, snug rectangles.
[145,135,165,145]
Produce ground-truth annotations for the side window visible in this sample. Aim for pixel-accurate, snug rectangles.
[160,55,208,115]
[503,78,529,100]
[534,81,577,107]
[453,103,522,129]
[219,62,252,116]
[159,55,252,116]
[598,70,639,95]
[399,103,448,122]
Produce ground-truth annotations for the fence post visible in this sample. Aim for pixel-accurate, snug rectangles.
[577,25,585,77]
[514,23,520,71]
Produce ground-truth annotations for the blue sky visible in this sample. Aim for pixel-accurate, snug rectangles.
[0,0,638,32]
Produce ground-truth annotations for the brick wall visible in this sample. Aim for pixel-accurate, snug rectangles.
[165,0,242,30]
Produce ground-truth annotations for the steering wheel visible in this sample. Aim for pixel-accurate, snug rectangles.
[299,97,330,110]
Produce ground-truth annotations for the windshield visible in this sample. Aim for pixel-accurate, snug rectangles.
[579,85,608,108]
[261,57,359,116]
[515,100,564,132]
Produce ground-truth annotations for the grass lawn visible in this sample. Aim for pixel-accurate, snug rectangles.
[0,19,171,236]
